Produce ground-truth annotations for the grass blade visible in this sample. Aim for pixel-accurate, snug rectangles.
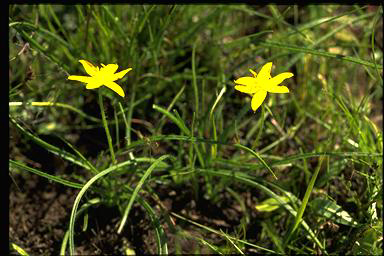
[234,143,277,180]
[10,160,83,189]
[117,155,171,234]
[10,116,92,171]
[284,156,326,245]
[260,40,383,69]
[68,160,134,255]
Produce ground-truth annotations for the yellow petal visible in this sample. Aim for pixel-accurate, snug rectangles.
[100,64,119,75]
[268,72,294,87]
[104,81,125,97]
[234,77,257,86]
[86,81,103,89]
[79,60,99,76]
[251,90,267,111]
[267,85,289,93]
[68,75,94,84]
[257,62,272,80]
[249,69,257,77]
[235,85,259,94]
[112,68,132,80]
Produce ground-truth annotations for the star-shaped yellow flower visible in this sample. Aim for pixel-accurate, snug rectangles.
[234,62,293,111]
[68,60,132,97]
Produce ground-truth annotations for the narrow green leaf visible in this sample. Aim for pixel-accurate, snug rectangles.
[259,40,383,69]
[234,143,277,179]
[255,196,290,212]
[117,155,171,234]
[10,160,83,189]
[310,198,359,227]
[68,160,134,255]
[9,116,92,171]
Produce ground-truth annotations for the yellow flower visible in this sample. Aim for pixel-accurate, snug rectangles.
[234,62,293,111]
[68,60,132,97]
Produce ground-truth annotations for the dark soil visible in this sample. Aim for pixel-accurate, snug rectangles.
[9,161,263,255]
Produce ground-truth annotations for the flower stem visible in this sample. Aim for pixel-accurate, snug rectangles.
[98,91,116,164]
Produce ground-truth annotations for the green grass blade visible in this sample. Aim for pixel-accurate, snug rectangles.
[10,242,29,256]
[9,116,92,171]
[98,92,116,164]
[123,185,169,254]
[9,101,101,123]
[117,155,171,234]
[101,6,130,46]
[57,136,99,175]
[61,198,101,255]
[153,104,190,135]
[310,197,359,227]
[10,160,83,189]
[9,21,72,49]
[234,143,277,180]
[196,168,325,252]
[171,212,278,254]
[261,220,285,254]
[222,30,273,48]
[370,7,383,85]
[155,85,186,134]
[259,40,383,69]
[68,160,134,255]
[10,21,70,73]
[210,85,226,159]
[192,40,199,117]
[285,156,326,245]
[221,230,245,254]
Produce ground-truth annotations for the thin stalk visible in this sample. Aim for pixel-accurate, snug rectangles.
[192,40,199,117]
[252,104,265,150]
[126,83,136,161]
[98,91,116,164]
[209,85,226,159]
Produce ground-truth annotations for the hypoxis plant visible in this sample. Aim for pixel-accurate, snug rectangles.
[233,62,323,247]
[68,59,132,98]
[10,58,141,255]
[68,59,132,164]
[58,59,172,254]
[234,62,293,111]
